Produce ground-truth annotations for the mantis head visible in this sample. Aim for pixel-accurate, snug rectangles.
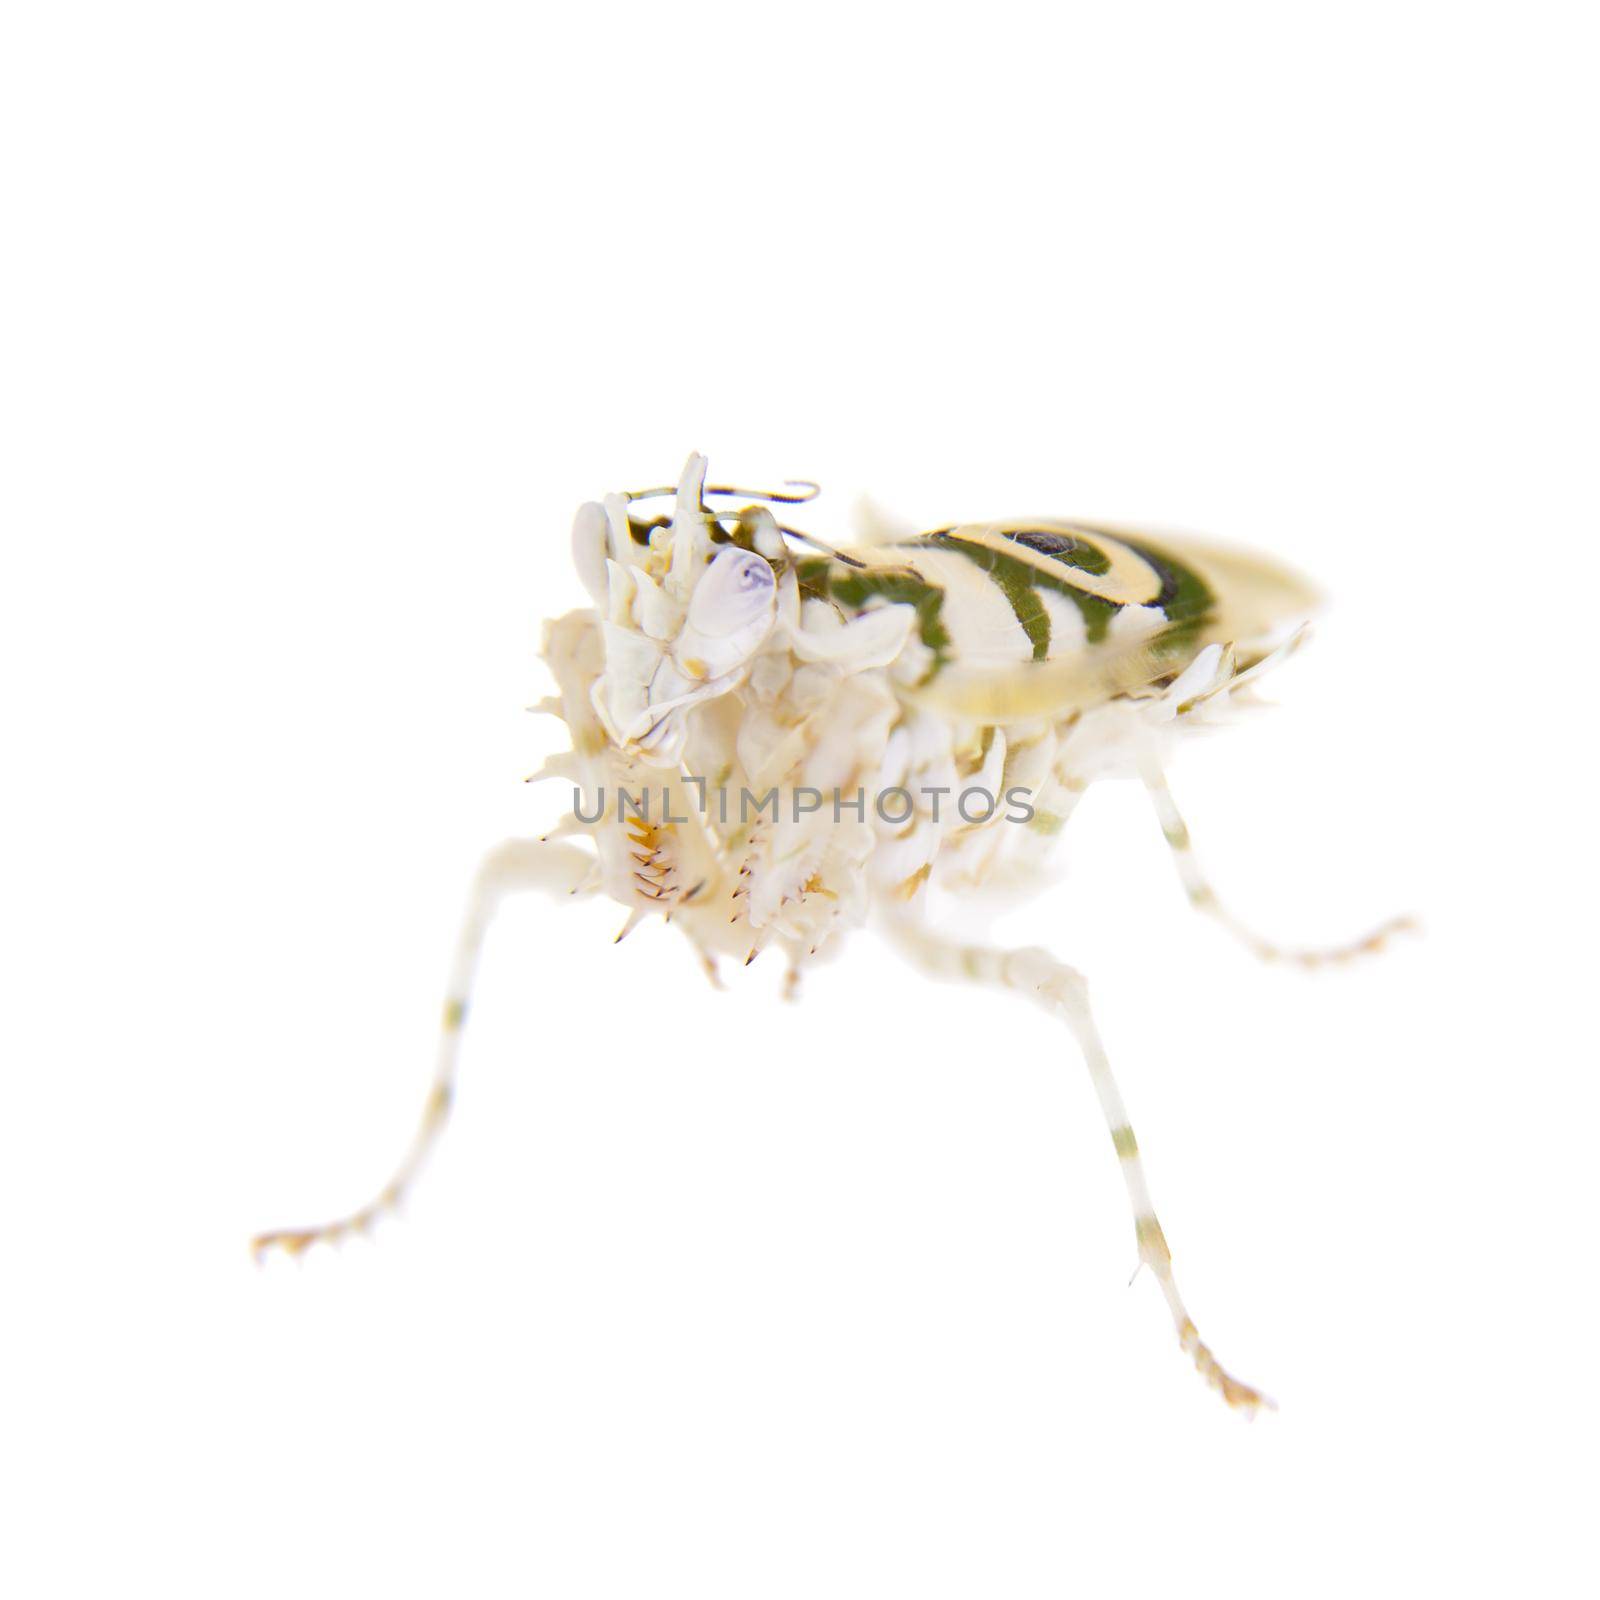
[571,453,781,768]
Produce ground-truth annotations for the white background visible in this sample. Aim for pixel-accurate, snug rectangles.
[4,4,1596,1596]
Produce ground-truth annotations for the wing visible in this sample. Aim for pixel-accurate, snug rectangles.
[845,520,1318,724]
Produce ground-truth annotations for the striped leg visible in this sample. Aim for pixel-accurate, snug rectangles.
[885,916,1271,1413]
[1139,757,1414,968]
[252,839,595,1260]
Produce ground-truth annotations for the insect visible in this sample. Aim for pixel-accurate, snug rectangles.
[255,453,1411,1413]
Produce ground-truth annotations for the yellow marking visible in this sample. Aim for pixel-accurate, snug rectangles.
[681,657,709,680]
[443,998,466,1031]
[1135,1214,1170,1265]
[1176,1315,1271,1411]
[1111,1125,1138,1159]
[894,863,932,900]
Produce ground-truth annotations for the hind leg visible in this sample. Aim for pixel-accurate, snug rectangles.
[1139,757,1414,968]
[252,839,595,1259]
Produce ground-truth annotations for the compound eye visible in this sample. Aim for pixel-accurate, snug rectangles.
[687,547,776,637]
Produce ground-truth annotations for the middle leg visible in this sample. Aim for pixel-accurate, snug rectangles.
[884,915,1271,1412]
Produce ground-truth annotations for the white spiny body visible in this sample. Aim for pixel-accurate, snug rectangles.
[256,453,1410,1416]
[546,455,1310,968]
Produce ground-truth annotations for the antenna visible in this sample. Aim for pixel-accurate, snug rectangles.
[622,478,821,506]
